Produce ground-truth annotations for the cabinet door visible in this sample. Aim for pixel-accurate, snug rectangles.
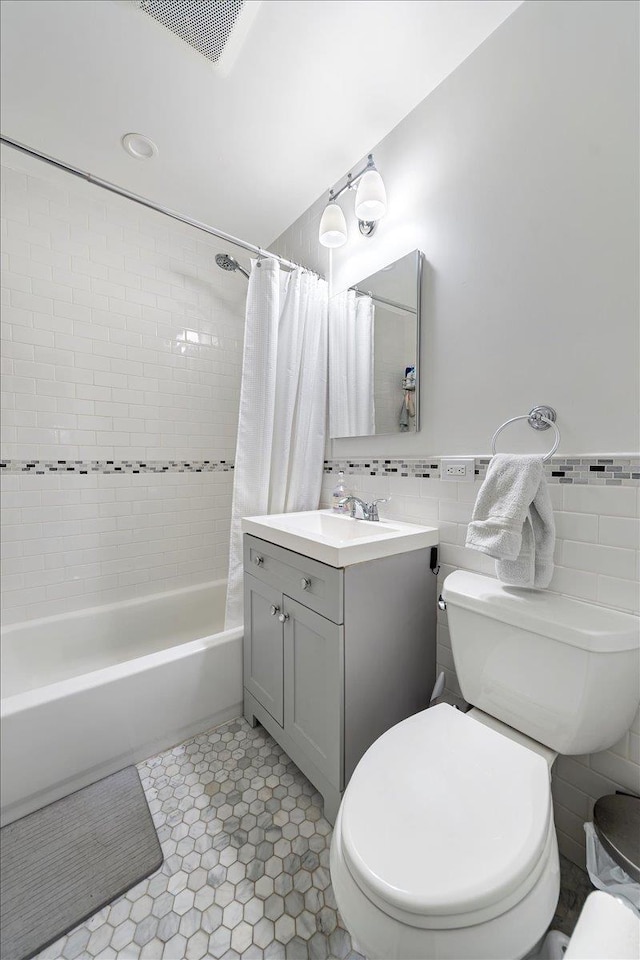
[244,574,284,726]
[283,597,343,788]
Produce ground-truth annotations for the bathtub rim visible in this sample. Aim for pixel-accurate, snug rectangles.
[1,623,243,717]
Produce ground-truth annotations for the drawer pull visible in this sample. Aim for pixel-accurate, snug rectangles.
[270,604,280,617]
[254,555,264,566]
[278,612,290,624]
[300,577,311,590]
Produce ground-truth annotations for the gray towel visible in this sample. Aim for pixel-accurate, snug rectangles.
[465,454,555,588]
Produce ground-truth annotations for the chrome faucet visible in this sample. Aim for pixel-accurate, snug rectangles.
[338,496,389,521]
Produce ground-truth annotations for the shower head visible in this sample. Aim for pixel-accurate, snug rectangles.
[215,253,249,279]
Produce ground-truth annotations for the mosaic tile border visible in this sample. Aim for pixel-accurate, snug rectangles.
[1,456,638,484]
[324,456,640,486]
[0,459,234,475]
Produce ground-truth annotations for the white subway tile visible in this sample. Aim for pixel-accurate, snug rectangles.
[554,511,598,543]
[590,750,640,795]
[563,484,637,517]
[2,375,36,395]
[599,515,640,549]
[438,499,473,523]
[562,540,636,579]
[596,575,640,614]
[55,367,94,385]
[91,277,126,300]
[35,379,76,400]
[2,341,34,360]
[54,300,91,322]
[31,278,73,302]
[34,346,74,367]
[11,290,54,314]
[72,320,109,342]
[74,354,111,373]
[548,565,598,602]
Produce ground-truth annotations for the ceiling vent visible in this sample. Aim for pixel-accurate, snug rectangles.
[135,0,261,75]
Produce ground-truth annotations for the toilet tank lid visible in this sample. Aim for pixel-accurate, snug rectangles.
[442,571,640,653]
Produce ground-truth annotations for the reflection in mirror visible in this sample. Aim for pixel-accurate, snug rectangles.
[328,250,422,438]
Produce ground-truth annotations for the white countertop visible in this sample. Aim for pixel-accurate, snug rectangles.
[241,509,439,568]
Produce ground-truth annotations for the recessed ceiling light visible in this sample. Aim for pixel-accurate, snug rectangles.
[121,133,158,160]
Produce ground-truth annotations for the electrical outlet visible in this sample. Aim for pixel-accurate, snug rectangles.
[441,458,475,482]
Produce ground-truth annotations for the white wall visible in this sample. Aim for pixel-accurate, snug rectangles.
[1,146,246,622]
[277,0,639,458]
[275,0,640,869]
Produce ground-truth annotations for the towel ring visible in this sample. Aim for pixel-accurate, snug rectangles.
[491,405,560,462]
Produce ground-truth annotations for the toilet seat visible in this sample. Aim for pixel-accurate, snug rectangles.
[340,704,552,929]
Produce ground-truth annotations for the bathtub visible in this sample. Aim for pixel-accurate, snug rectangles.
[1,580,243,826]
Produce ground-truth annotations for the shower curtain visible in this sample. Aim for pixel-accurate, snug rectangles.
[328,290,375,438]
[225,259,329,629]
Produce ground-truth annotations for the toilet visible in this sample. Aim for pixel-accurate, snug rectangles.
[330,571,640,960]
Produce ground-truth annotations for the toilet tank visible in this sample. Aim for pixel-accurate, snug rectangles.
[441,571,640,755]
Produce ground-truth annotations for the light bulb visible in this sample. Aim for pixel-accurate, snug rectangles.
[355,169,387,222]
[319,201,348,248]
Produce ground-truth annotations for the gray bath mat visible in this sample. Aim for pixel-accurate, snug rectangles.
[0,766,163,960]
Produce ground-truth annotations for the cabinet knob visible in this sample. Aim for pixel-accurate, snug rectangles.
[300,577,311,590]
[254,555,264,566]
[278,612,290,623]
[270,604,280,617]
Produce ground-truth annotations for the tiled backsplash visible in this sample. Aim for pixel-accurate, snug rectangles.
[1,149,245,621]
[320,466,640,867]
[1,470,232,624]
[1,458,234,474]
[325,456,640,486]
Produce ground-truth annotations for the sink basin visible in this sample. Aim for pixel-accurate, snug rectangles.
[241,509,439,567]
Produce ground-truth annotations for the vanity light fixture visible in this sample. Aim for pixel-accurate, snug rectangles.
[319,154,387,247]
[318,196,348,248]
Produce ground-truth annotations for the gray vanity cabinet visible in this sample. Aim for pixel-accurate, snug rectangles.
[283,597,342,787]
[243,574,284,725]
[243,533,436,822]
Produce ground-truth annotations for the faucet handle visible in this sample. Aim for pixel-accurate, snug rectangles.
[368,498,389,521]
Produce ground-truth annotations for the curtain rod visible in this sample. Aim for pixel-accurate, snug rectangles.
[351,286,416,314]
[0,135,318,276]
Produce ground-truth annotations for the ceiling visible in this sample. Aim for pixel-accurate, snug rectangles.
[0,0,522,247]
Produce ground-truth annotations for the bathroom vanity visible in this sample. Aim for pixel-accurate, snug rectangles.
[241,510,439,821]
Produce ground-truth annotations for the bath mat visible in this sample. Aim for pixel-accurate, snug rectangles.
[0,766,163,960]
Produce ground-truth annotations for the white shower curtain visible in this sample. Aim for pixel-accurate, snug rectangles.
[225,259,329,628]
[328,290,375,438]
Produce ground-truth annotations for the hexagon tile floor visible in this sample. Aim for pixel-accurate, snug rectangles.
[35,718,365,960]
[33,716,593,960]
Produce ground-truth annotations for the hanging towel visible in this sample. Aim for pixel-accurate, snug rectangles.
[465,454,555,588]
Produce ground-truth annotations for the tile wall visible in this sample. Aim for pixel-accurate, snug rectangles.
[0,148,246,623]
[320,462,640,867]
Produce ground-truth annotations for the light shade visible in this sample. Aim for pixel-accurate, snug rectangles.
[319,201,348,248]
[354,169,387,222]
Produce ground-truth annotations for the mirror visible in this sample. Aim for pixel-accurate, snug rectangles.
[328,250,422,438]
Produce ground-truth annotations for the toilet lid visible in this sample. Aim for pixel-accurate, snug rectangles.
[341,704,552,923]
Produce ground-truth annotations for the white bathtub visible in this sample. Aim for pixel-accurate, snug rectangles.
[0,580,243,826]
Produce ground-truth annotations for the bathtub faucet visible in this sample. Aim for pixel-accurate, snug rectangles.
[338,496,388,521]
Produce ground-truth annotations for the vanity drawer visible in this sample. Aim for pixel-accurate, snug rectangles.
[244,535,344,624]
